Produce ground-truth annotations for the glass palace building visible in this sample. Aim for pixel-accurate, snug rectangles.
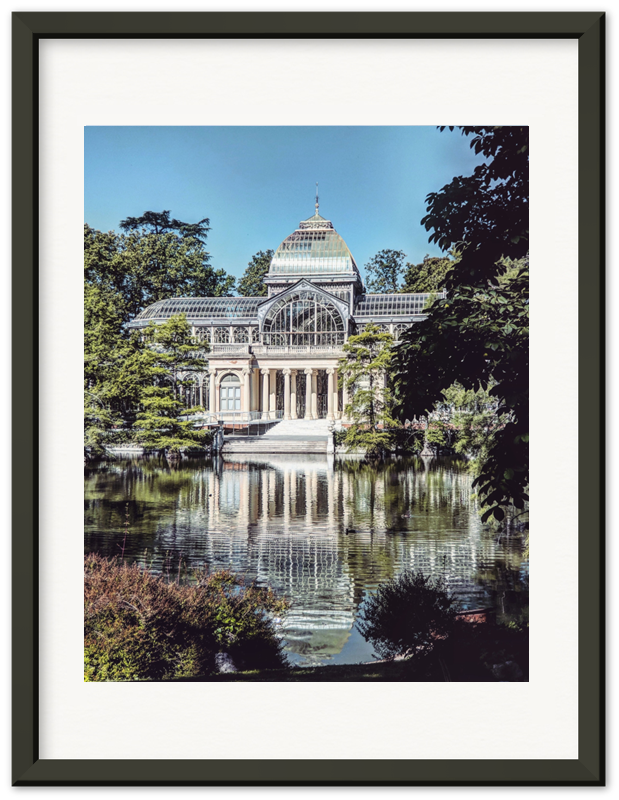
[127,206,437,422]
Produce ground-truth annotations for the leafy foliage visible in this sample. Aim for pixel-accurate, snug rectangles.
[85,212,235,326]
[84,554,289,681]
[84,210,236,455]
[401,253,456,293]
[392,127,529,521]
[84,390,121,457]
[422,127,529,285]
[364,249,406,293]
[357,570,456,660]
[440,382,507,467]
[119,209,211,241]
[131,315,211,452]
[85,313,212,453]
[339,325,399,458]
[424,420,448,451]
[237,249,274,297]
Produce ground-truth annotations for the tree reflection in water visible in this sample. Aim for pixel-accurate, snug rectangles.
[85,455,528,666]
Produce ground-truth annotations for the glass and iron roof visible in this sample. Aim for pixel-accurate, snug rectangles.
[130,296,262,323]
[269,211,359,277]
[354,293,441,317]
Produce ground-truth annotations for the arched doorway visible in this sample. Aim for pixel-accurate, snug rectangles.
[219,373,241,411]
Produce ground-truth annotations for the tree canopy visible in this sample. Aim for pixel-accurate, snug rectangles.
[422,126,529,288]
[237,249,274,297]
[339,325,398,458]
[132,315,211,453]
[364,249,406,294]
[119,210,210,241]
[401,253,456,293]
[84,210,236,455]
[85,210,235,324]
[392,127,529,521]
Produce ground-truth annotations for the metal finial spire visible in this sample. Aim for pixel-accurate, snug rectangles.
[315,182,319,215]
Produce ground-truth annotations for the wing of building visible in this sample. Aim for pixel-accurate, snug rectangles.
[127,206,441,421]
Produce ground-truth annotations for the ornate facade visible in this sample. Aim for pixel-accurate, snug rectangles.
[127,205,437,422]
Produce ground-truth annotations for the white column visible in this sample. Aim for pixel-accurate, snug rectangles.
[283,368,291,420]
[304,369,313,420]
[311,370,318,419]
[333,368,340,419]
[261,368,269,418]
[326,368,335,420]
[269,369,277,414]
[252,369,260,411]
[242,367,252,415]
[208,368,217,420]
[290,370,298,419]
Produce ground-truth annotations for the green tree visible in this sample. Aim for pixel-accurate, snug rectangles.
[84,211,235,454]
[393,127,529,522]
[84,281,127,386]
[401,253,456,293]
[85,211,236,324]
[440,382,506,467]
[424,420,449,453]
[364,249,406,293]
[133,315,211,453]
[119,209,210,241]
[84,390,120,458]
[237,249,274,297]
[339,325,399,458]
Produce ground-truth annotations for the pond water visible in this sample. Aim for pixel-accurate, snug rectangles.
[84,454,529,666]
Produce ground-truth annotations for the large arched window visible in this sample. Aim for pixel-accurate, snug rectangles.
[262,290,346,346]
[220,373,241,411]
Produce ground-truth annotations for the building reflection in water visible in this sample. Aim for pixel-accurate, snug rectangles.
[84,455,529,666]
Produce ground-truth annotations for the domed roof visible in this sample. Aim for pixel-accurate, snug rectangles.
[269,208,359,277]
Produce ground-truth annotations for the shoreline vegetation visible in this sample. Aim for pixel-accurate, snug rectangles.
[84,554,528,683]
[84,554,289,682]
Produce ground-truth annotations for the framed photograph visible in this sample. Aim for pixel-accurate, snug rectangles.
[12,11,604,786]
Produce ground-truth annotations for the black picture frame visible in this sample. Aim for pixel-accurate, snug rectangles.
[12,11,604,786]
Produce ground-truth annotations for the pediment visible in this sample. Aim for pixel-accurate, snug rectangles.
[256,279,351,326]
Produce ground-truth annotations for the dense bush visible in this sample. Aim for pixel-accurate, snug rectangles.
[393,427,424,454]
[333,429,348,446]
[84,554,289,681]
[356,571,456,660]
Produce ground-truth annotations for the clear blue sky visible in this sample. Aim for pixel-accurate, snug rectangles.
[84,126,484,288]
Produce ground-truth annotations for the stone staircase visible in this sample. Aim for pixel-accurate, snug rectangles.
[261,418,332,438]
[222,418,332,454]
